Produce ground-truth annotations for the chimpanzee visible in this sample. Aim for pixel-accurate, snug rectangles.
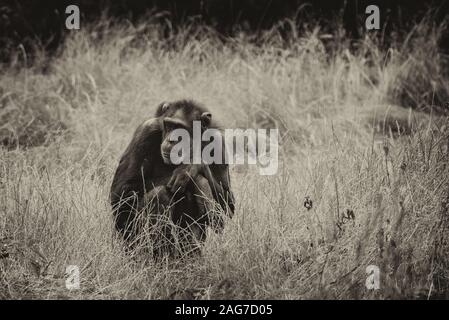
[110,100,235,255]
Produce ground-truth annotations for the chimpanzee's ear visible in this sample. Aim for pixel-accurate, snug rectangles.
[156,102,170,116]
[201,112,212,128]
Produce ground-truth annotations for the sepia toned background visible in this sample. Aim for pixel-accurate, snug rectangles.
[1,0,449,299]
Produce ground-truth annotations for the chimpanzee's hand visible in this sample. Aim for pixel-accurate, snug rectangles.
[167,164,203,194]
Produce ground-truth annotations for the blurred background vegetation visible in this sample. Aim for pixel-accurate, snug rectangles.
[1,1,449,299]
[1,0,449,63]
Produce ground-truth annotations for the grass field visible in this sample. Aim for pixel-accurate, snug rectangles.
[1,14,449,299]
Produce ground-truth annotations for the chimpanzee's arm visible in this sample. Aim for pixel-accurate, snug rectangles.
[110,117,162,240]
[165,125,235,216]
[203,163,235,216]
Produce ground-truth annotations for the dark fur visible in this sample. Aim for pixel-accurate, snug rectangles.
[110,100,235,250]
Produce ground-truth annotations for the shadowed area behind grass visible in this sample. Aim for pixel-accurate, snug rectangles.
[0,15,449,299]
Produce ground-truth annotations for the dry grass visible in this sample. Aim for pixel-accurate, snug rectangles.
[1,14,449,299]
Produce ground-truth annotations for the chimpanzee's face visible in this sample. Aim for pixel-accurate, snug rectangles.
[158,102,211,164]
[160,111,191,164]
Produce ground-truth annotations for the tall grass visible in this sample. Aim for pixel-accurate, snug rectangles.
[0,14,448,299]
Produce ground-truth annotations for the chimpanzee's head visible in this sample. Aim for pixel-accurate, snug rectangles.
[156,100,212,164]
